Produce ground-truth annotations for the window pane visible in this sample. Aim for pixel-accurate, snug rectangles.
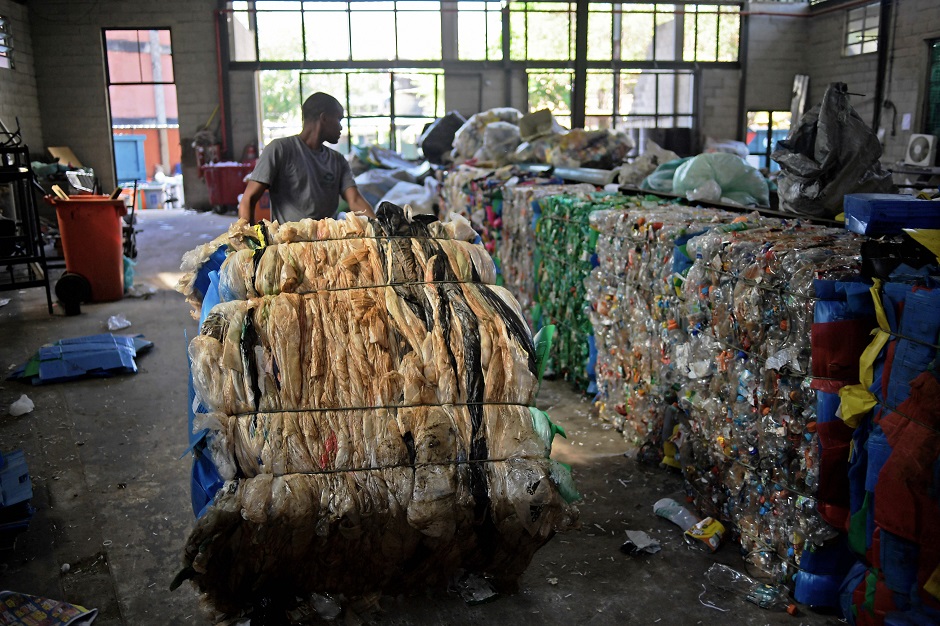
[848,19,863,33]
[694,11,719,62]
[486,9,502,61]
[350,116,392,149]
[718,11,740,62]
[863,27,879,41]
[394,74,440,117]
[395,117,434,159]
[620,8,654,61]
[458,9,487,59]
[587,8,612,61]
[654,8,679,62]
[304,11,350,60]
[350,10,395,59]
[106,31,143,83]
[846,43,862,56]
[257,9,304,61]
[862,40,878,54]
[586,72,614,116]
[509,8,526,60]
[397,11,441,59]
[848,8,864,21]
[348,73,391,116]
[300,72,348,110]
[585,115,612,131]
[528,72,572,117]
[229,11,257,62]
[108,84,179,126]
[526,9,572,60]
[260,69,302,145]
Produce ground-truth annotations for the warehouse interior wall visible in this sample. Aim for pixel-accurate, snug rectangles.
[0,0,43,150]
[22,0,220,208]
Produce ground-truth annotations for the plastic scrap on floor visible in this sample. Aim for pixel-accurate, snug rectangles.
[8,394,34,417]
[451,571,499,605]
[0,590,97,625]
[124,284,157,299]
[704,563,794,612]
[620,530,662,555]
[106,314,132,331]
[0,298,9,307]
[9,333,153,385]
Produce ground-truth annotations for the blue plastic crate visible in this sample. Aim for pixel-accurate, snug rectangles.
[844,194,940,236]
[0,449,32,508]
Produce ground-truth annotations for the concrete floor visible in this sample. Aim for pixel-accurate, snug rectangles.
[0,209,845,625]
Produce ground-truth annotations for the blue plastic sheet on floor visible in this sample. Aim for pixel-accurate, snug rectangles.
[9,333,153,384]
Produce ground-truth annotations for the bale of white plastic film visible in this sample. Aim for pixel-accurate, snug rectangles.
[177,202,579,616]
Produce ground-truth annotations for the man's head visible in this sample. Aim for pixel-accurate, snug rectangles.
[302,92,344,144]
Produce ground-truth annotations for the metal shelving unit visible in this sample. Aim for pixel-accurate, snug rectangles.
[0,146,54,314]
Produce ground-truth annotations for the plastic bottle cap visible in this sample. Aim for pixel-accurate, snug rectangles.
[786,604,798,616]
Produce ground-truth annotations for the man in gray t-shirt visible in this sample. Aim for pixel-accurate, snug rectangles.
[238,92,374,224]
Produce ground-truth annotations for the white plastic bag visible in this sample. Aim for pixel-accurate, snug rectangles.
[9,394,34,417]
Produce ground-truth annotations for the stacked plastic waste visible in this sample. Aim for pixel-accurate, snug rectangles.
[499,183,595,330]
[679,223,864,585]
[174,203,579,617]
[585,197,740,447]
[534,193,631,391]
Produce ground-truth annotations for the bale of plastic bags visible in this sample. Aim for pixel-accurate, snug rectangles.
[452,108,523,162]
[772,82,895,218]
[175,203,578,618]
[672,153,770,207]
[476,121,522,166]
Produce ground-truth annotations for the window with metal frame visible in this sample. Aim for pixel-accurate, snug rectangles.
[228,1,442,63]
[103,29,181,183]
[844,1,879,56]
[0,15,12,70]
[586,3,740,64]
[745,110,791,172]
[293,70,444,157]
[457,1,503,61]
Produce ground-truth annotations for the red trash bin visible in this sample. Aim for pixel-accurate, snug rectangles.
[48,195,125,302]
[201,163,254,208]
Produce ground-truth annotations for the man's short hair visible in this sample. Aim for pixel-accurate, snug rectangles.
[302,92,343,122]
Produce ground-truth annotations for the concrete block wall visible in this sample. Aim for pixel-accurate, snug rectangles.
[0,0,43,152]
[878,0,940,165]
[745,2,809,113]
[27,0,220,208]
[804,5,878,126]
[700,69,742,141]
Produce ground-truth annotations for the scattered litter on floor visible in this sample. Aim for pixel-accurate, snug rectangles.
[619,530,661,555]
[698,584,728,612]
[452,571,499,605]
[704,563,794,612]
[9,334,153,384]
[8,394,34,417]
[0,299,9,307]
[653,497,699,532]
[0,590,98,625]
[106,314,132,331]
[124,284,157,298]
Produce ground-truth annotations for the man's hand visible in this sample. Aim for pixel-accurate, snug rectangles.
[238,180,269,224]
[342,186,375,218]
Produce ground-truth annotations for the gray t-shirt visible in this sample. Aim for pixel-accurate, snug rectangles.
[248,136,356,222]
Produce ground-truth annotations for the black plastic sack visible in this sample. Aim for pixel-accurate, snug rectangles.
[418,111,467,164]
[772,82,895,218]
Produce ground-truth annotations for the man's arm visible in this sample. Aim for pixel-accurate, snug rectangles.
[238,180,269,224]
[341,186,375,218]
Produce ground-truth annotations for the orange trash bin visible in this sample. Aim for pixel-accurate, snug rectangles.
[48,195,126,302]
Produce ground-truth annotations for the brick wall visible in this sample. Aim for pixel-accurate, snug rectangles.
[28,0,219,207]
[0,0,43,152]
